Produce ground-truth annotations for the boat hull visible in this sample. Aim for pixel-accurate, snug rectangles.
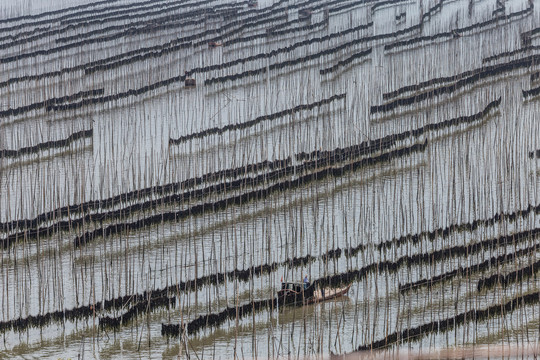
[278,283,351,306]
[307,284,351,304]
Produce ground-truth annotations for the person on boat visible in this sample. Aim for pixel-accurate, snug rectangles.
[303,275,309,289]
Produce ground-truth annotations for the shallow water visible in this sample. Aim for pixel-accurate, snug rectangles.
[1,0,540,358]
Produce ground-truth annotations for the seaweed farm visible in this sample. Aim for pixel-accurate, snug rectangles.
[0,0,539,358]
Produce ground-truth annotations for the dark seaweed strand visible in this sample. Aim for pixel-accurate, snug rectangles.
[0,39,192,88]
[520,25,540,40]
[0,0,220,39]
[162,257,358,336]
[0,158,292,235]
[45,74,190,112]
[329,0,410,18]
[371,0,410,13]
[315,211,540,287]
[0,0,215,30]
[1,252,316,333]
[0,164,523,329]
[0,25,52,43]
[54,2,242,43]
[161,298,278,337]
[319,48,372,75]
[99,296,176,329]
[73,142,428,248]
[186,21,373,79]
[6,95,499,245]
[83,40,194,74]
[0,3,211,53]
[4,164,305,246]
[383,72,470,100]
[383,53,540,101]
[58,0,285,51]
[211,12,330,46]
[192,13,289,47]
[348,202,540,260]
[5,134,389,246]
[0,0,494,338]
[2,0,426,77]
[0,0,273,64]
[270,18,328,38]
[3,96,499,246]
[3,223,538,333]
[224,18,328,46]
[483,45,540,64]
[477,257,540,292]
[60,0,235,27]
[8,21,388,105]
[522,82,540,98]
[105,247,354,332]
[3,111,416,238]
[377,204,538,252]
[72,0,282,30]
[166,262,540,337]
[326,228,540,291]
[300,97,500,162]
[165,249,401,338]
[216,0,354,41]
[0,3,249,83]
[204,24,418,86]
[0,129,92,159]
[0,89,104,118]
[83,8,323,73]
[0,276,218,333]
[169,94,346,144]
[371,54,536,114]
[51,17,191,47]
[85,13,291,74]
[74,10,285,55]
[297,136,397,163]
[0,139,428,247]
[202,14,423,87]
[321,0,457,56]
[100,256,320,330]
[357,291,540,350]
[399,242,539,293]
[0,15,198,64]
[383,3,533,52]
[0,217,531,334]
[0,0,117,26]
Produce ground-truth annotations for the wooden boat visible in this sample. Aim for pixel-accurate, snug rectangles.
[308,283,352,304]
[208,41,222,48]
[298,9,312,19]
[278,282,351,306]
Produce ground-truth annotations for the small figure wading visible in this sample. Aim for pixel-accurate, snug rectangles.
[304,275,309,289]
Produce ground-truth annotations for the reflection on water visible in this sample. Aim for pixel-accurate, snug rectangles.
[1,0,540,358]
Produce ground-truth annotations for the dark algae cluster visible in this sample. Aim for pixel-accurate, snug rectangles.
[1,0,539,357]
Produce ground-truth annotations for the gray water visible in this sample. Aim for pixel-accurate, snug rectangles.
[0,0,539,358]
